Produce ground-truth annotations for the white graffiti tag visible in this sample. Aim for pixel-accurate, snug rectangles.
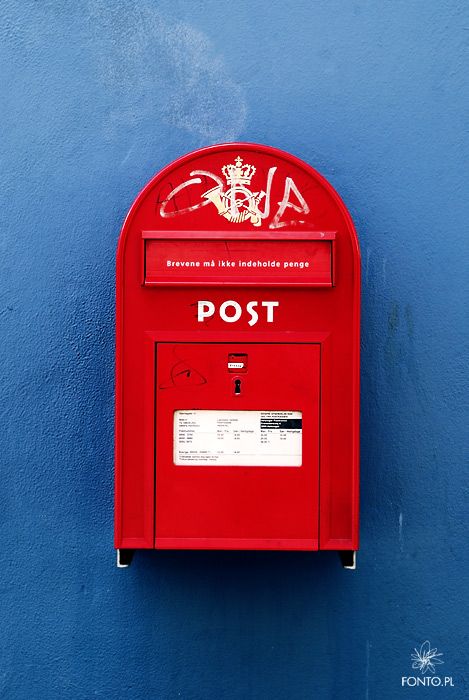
[159,156,309,229]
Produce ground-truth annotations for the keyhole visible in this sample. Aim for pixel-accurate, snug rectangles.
[234,378,241,395]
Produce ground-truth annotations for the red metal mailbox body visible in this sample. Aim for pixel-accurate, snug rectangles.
[115,143,360,560]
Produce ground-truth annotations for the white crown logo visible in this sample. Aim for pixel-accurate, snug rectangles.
[222,156,256,186]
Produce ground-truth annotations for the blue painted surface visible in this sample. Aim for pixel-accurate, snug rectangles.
[1,1,468,698]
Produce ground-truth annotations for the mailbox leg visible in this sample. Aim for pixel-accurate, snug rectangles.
[339,550,357,570]
[117,549,134,568]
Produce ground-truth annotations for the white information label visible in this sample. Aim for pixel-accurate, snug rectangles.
[173,410,302,466]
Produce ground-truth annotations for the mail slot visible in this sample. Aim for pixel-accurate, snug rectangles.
[115,143,360,568]
[144,232,334,287]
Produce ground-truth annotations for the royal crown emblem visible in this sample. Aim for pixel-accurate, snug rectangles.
[222,157,256,187]
[203,156,265,226]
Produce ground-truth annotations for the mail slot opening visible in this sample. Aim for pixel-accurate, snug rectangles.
[143,230,334,287]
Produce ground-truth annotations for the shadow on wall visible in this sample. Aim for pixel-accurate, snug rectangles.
[133,548,344,599]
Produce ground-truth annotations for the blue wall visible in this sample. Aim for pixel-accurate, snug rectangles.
[1,1,467,698]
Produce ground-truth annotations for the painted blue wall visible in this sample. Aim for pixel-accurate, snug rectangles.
[1,1,467,698]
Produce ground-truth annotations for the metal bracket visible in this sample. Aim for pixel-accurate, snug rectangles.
[117,549,135,568]
[339,550,357,570]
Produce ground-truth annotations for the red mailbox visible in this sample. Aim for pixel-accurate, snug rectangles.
[115,143,360,567]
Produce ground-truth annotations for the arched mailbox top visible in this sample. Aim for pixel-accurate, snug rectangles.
[117,143,360,287]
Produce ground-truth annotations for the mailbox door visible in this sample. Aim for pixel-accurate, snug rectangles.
[155,342,320,549]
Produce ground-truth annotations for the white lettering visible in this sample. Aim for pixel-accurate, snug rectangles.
[196,300,280,325]
[160,170,223,218]
[219,301,242,323]
[271,176,310,229]
[257,166,277,220]
[401,676,454,687]
[197,301,215,322]
[246,301,259,327]
[262,301,279,323]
